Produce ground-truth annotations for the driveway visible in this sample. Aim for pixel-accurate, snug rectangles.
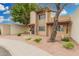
[0,46,11,56]
[0,39,51,56]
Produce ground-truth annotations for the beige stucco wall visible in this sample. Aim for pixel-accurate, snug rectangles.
[10,24,27,35]
[71,8,79,43]
[37,12,47,36]
[0,24,27,35]
[30,11,37,24]
[38,31,46,36]
[0,24,10,35]
[38,20,46,36]
[3,24,10,35]
[30,10,71,36]
[47,25,52,36]
[30,11,37,35]
[30,11,54,36]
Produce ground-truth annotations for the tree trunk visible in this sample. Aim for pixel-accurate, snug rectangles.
[49,3,67,42]
[50,10,60,42]
[50,16,59,42]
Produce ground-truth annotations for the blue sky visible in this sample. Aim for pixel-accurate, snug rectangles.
[0,3,13,18]
[0,3,79,23]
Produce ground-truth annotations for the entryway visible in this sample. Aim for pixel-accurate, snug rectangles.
[30,26,35,34]
[0,29,1,35]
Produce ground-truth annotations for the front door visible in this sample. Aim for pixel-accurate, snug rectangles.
[0,29,1,35]
[57,25,64,38]
[31,26,35,34]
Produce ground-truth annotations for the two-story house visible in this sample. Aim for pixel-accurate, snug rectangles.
[29,8,72,37]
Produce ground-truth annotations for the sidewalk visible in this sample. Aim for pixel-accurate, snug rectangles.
[0,39,51,56]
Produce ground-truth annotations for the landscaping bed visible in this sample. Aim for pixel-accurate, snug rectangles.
[23,35,79,56]
[1,35,79,56]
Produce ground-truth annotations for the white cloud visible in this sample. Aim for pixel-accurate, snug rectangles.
[0,4,5,11]
[4,16,12,21]
[0,16,4,22]
[3,10,10,14]
[0,4,9,11]
[0,16,11,23]
[9,16,13,19]
[7,16,12,21]
[60,9,67,15]
[5,6,9,10]
[5,18,10,21]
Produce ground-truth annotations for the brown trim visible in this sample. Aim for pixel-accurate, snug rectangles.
[28,24,35,27]
[46,21,71,25]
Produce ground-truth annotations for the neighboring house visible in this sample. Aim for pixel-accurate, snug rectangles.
[0,20,27,35]
[71,7,79,43]
[29,8,72,37]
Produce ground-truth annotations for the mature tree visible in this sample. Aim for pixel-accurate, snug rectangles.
[11,3,39,26]
[50,3,68,42]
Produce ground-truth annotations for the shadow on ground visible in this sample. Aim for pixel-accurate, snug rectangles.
[0,46,11,56]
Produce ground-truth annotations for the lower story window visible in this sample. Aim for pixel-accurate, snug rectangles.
[57,25,64,31]
[39,26,45,31]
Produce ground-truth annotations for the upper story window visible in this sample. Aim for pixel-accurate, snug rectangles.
[39,14,45,20]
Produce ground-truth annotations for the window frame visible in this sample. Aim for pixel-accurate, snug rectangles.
[57,25,64,32]
[39,26,45,31]
[39,14,45,20]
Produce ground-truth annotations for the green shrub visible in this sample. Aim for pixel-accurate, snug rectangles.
[63,42,74,49]
[34,37,42,43]
[26,37,32,40]
[17,33,21,36]
[61,37,70,42]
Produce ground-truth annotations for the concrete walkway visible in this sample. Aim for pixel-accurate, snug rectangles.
[0,39,51,56]
[0,46,11,56]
